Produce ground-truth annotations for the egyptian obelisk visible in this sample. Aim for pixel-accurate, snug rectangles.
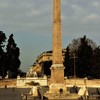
[44,1,80,99]
[50,0,65,84]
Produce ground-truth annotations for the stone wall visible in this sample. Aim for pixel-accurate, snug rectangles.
[17,76,47,87]
[0,78,100,88]
[65,78,100,87]
[0,79,16,87]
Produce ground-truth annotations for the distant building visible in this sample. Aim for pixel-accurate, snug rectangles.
[36,49,66,64]
[27,49,66,77]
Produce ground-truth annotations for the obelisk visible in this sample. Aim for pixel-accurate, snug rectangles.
[44,1,80,99]
[50,0,65,84]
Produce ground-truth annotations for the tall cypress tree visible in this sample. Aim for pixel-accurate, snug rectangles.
[63,46,74,77]
[6,34,21,78]
[0,31,6,78]
[90,47,100,78]
[77,36,93,77]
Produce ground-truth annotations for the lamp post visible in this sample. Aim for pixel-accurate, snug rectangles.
[71,52,77,86]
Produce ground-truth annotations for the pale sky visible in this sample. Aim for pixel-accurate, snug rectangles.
[0,0,100,72]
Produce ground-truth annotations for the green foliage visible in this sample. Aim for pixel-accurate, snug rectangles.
[6,34,21,78]
[63,46,74,77]
[68,36,97,52]
[0,31,6,54]
[77,36,93,77]
[64,35,100,78]
[0,31,6,45]
[0,31,6,78]
[90,46,100,78]
[0,32,21,78]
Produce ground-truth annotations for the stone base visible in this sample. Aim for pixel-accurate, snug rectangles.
[49,83,67,94]
[44,93,81,100]
[43,64,81,99]
[44,83,81,99]
[50,64,65,83]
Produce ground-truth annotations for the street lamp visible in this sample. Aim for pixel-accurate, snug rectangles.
[71,52,77,86]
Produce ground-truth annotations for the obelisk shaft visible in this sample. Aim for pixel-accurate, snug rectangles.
[52,0,62,64]
[50,0,64,84]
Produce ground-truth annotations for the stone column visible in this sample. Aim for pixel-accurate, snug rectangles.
[50,0,65,84]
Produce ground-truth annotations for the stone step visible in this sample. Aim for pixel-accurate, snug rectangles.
[22,95,41,100]
[27,96,34,100]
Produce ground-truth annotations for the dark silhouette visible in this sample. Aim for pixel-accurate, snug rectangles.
[77,36,93,77]
[63,46,74,77]
[64,35,98,78]
[96,88,100,95]
[0,31,6,78]
[43,60,52,76]
[90,46,100,78]
[59,88,63,94]
[6,34,21,78]
[70,85,78,93]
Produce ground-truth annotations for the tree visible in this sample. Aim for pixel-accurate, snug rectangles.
[68,36,97,52]
[77,36,93,77]
[6,34,21,78]
[63,46,74,77]
[64,35,95,78]
[0,31,6,78]
[90,46,100,78]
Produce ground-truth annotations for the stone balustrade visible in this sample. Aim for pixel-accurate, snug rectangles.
[65,78,100,87]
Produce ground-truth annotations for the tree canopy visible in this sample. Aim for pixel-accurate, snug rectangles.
[64,35,100,78]
[90,46,100,78]
[68,36,97,52]
[0,32,21,78]
[77,36,93,77]
[6,34,21,78]
[63,46,74,77]
[0,31,6,78]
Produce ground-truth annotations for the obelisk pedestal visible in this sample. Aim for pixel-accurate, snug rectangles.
[50,64,65,84]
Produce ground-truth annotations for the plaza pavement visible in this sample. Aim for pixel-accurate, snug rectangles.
[0,86,100,100]
[0,88,31,100]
